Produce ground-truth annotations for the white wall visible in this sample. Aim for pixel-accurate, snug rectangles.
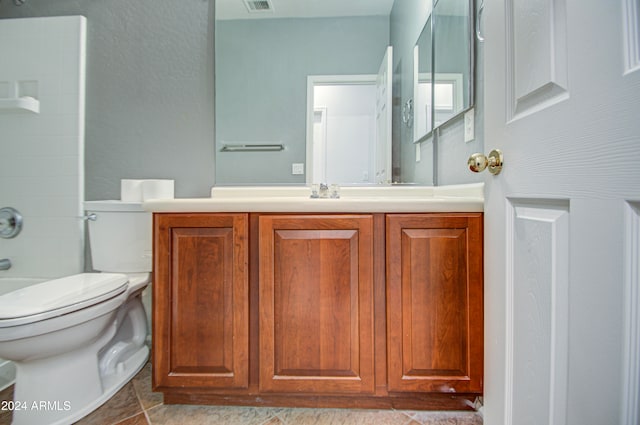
[0,16,86,279]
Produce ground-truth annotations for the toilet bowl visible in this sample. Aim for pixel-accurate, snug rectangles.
[0,201,152,425]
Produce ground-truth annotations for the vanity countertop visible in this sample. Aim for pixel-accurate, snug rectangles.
[143,183,484,213]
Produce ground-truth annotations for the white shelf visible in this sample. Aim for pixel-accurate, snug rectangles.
[0,97,40,114]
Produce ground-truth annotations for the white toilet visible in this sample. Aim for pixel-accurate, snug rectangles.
[0,201,152,425]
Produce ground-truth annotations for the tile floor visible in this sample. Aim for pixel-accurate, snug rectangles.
[0,363,483,425]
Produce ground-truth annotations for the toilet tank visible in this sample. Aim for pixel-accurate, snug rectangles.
[84,201,152,273]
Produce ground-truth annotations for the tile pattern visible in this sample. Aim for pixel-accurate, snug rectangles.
[0,16,86,279]
[0,363,482,425]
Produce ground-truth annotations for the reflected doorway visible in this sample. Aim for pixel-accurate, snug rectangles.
[305,47,392,186]
[308,80,377,184]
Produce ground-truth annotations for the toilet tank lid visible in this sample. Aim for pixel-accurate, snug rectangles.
[84,200,146,212]
[0,273,128,325]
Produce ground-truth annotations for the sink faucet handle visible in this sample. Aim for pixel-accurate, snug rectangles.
[311,183,333,199]
[329,184,340,199]
[0,207,23,239]
[310,184,320,198]
[0,258,11,271]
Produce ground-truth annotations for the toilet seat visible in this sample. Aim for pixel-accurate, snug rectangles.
[0,273,129,327]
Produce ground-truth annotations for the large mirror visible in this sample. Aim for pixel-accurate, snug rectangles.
[413,0,474,143]
[215,0,394,186]
[214,0,474,185]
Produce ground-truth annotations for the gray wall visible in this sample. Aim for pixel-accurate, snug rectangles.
[0,0,215,199]
[215,16,389,185]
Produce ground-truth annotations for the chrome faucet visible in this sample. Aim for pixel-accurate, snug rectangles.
[310,183,329,198]
[0,258,11,271]
[310,183,340,199]
[319,183,329,198]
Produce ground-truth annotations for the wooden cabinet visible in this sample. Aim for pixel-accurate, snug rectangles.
[258,215,375,394]
[153,213,249,390]
[386,214,483,393]
[152,211,483,408]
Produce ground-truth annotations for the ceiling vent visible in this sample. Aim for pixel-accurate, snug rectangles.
[243,0,274,13]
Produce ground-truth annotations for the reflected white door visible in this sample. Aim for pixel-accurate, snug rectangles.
[375,46,392,184]
[483,1,640,424]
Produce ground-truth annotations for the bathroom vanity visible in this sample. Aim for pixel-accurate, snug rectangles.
[146,184,484,410]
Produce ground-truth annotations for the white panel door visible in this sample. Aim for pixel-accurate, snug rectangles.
[483,0,640,424]
[375,46,393,184]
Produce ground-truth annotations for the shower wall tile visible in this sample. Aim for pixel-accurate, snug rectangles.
[0,156,79,178]
[0,16,86,279]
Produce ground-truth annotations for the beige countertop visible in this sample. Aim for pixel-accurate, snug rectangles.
[143,183,484,213]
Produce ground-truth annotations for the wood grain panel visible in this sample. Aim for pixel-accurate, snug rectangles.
[153,213,249,390]
[507,0,569,120]
[274,229,357,376]
[259,215,375,394]
[402,228,467,376]
[506,201,569,425]
[373,214,388,396]
[171,227,233,374]
[387,214,483,393]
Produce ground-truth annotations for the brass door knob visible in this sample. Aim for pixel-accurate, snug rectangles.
[468,149,503,175]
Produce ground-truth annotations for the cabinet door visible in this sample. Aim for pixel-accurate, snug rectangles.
[259,215,375,394]
[153,213,249,390]
[386,214,483,393]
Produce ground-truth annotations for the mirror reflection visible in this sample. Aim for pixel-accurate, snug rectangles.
[413,15,433,142]
[215,0,393,185]
[432,0,473,128]
[413,0,474,143]
[214,0,474,186]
